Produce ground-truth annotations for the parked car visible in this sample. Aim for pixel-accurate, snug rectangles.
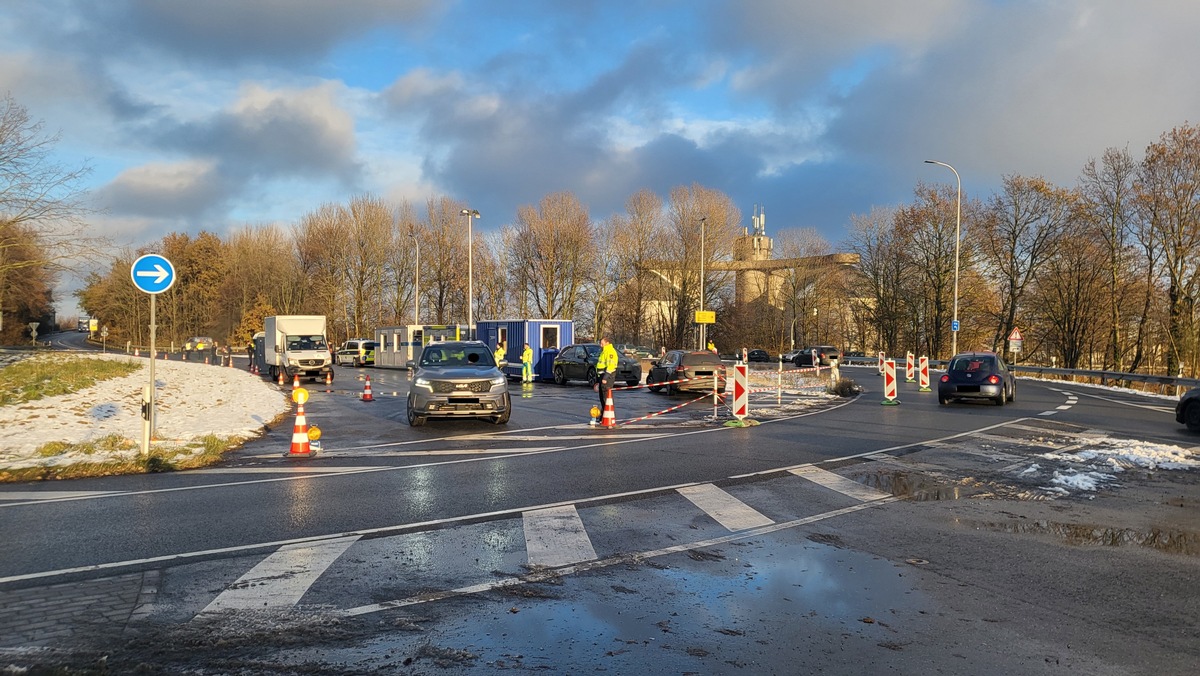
[552,343,642,387]
[336,339,377,367]
[182,336,217,362]
[646,350,728,394]
[793,345,841,367]
[1177,387,1200,432]
[405,340,510,426]
[746,349,771,363]
[938,352,1015,406]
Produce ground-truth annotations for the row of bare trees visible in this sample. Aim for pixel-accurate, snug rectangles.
[848,124,1200,376]
[27,86,1188,379]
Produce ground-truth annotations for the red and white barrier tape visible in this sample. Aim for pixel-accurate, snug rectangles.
[618,392,712,425]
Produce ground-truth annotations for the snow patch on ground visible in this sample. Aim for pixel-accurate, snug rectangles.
[0,354,289,469]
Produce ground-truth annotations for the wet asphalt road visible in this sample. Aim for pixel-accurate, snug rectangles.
[1,360,1197,674]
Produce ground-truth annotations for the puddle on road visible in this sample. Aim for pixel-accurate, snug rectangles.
[846,469,977,501]
[964,518,1200,556]
[279,538,930,672]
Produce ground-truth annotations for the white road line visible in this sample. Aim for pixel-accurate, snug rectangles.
[522,505,597,568]
[187,466,387,474]
[312,447,562,458]
[790,466,890,502]
[676,484,774,531]
[1039,410,1058,416]
[197,535,359,615]
[0,491,122,501]
[1056,405,1072,410]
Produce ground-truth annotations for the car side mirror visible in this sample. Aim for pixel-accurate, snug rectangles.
[498,359,508,368]
[405,360,415,369]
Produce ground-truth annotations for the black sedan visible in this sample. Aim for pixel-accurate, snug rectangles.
[746,349,771,363]
[647,350,727,394]
[552,343,642,387]
[938,352,1016,406]
[1177,387,1200,432]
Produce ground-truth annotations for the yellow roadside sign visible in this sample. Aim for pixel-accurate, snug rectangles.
[695,310,716,324]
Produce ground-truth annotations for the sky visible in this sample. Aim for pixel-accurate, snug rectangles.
[2,353,1195,497]
[2,1,1200,266]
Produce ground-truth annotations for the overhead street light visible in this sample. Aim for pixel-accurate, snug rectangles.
[699,217,707,351]
[924,159,962,357]
[411,228,420,324]
[461,208,480,339]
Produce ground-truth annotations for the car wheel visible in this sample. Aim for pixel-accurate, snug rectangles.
[586,368,597,387]
[1007,383,1015,402]
[269,365,278,379]
[492,402,511,425]
[647,372,663,393]
[553,367,566,385]
[993,392,1005,406]
[406,402,426,427]
[938,395,950,405]
[1185,402,1200,432]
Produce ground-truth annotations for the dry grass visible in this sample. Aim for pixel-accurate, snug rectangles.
[0,355,139,408]
[2,434,239,482]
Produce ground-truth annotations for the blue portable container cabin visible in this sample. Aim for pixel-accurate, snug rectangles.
[475,319,573,381]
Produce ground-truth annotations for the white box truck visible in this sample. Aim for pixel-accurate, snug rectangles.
[256,315,334,382]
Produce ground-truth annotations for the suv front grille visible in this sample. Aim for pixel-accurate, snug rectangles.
[431,380,492,394]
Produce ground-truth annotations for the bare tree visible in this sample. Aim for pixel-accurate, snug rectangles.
[505,191,595,320]
[974,175,1076,352]
[0,94,100,335]
[1135,124,1200,376]
[1079,147,1140,371]
[847,207,912,356]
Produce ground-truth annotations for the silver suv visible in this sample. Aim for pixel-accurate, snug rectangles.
[406,341,510,426]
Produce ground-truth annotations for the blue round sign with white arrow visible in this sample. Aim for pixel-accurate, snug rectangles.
[130,254,176,294]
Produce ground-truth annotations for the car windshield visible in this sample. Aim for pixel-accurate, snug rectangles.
[287,335,327,350]
[584,345,601,358]
[951,357,993,372]
[421,346,495,367]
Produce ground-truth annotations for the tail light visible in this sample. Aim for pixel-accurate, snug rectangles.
[986,375,1001,385]
[940,375,949,383]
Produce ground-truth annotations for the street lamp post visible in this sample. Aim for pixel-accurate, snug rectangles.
[460,208,480,339]
[924,160,962,357]
[411,229,420,324]
[699,217,707,350]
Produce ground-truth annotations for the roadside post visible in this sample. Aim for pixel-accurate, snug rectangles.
[130,253,177,457]
[918,355,931,392]
[905,351,915,382]
[732,363,748,421]
[877,351,885,377]
[882,358,899,405]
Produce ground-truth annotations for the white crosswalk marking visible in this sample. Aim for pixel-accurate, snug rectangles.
[677,484,774,531]
[522,505,597,568]
[790,466,889,502]
[198,536,359,615]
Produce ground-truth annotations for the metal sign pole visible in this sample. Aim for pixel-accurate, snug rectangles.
[143,295,156,456]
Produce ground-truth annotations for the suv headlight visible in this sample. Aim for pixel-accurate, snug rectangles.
[490,375,506,386]
[414,377,432,388]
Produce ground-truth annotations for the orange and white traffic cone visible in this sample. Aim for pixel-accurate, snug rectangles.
[600,391,616,427]
[362,375,374,402]
[277,369,285,386]
[292,373,300,389]
[134,348,140,357]
[285,402,313,458]
[325,371,332,389]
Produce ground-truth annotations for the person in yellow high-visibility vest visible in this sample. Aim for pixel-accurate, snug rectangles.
[593,336,620,425]
[521,342,534,383]
[494,341,505,366]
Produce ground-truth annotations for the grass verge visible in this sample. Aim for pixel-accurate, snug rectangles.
[1,434,242,482]
[0,355,140,407]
